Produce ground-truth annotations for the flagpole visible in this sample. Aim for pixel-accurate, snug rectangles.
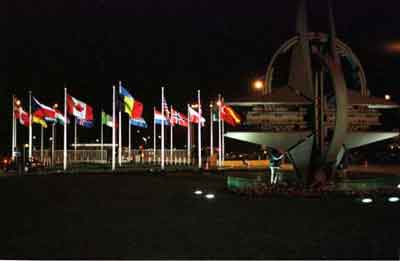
[197,90,202,169]
[63,87,67,171]
[74,117,77,162]
[51,122,55,167]
[29,91,32,161]
[40,125,44,162]
[161,86,165,170]
[12,95,15,161]
[222,119,225,166]
[112,85,116,171]
[210,102,214,157]
[170,105,173,163]
[153,107,156,163]
[118,81,122,166]
[187,104,191,165]
[218,94,222,168]
[128,117,131,162]
[101,110,104,162]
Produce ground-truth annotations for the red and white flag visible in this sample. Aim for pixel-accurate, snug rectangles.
[15,107,30,127]
[67,95,94,121]
[188,107,205,126]
[170,109,188,127]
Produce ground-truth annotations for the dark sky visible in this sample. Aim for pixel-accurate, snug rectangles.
[2,0,400,154]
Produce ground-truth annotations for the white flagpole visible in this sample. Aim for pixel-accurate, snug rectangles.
[153,107,156,163]
[118,82,122,166]
[170,105,173,162]
[210,102,214,157]
[128,117,131,162]
[222,119,225,165]
[51,123,55,167]
[28,91,32,161]
[40,125,44,162]
[197,90,202,169]
[101,111,104,161]
[74,117,77,162]
[63,87,67,171]
[218,94,222,168]
[112,85,116,171]
[161,86,165,170]
[187,104,191,165]
[12,95,15,160]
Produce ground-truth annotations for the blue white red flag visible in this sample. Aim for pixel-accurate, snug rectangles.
[154,110,169,125]
[77,119,94,128]
[170,109,188,127]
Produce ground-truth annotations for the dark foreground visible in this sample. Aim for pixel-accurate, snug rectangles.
[0,173,399,259]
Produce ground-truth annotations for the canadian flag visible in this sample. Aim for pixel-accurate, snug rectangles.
[67,95,94,121]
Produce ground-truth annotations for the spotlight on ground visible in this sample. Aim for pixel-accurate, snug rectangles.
[205,193,215,199]
[194,190,203,195]
[388,197,400,203]
[361,198,373,204]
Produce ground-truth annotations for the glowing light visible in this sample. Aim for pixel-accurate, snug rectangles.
[361,198,373,204]
[388,197,400,203]
[385,94,391,101]
[385,42,400,53]
[24,144,29,148]
[397,184,400,189]
[205,193,215,199]
[194,190,203,195]
[53,103,59,109]
[253,80,264,90]
[216,101,222,107]
[15,99,21,107]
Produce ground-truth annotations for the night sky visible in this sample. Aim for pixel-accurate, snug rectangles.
[2,0,400,154]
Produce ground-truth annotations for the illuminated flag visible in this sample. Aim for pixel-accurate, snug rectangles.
[188,107,205,126]
[77,119,94,128]
[32,115,48,128]
[67,95,94,121]
[154,110,170,125]
[170,109,188,127]
[101,111,116,128]
[162,96,170,119]
[32,97,56,121]
[130,118,148,128]
[15,107,30,127]
[221,104,241,126]
[119,85,144,119]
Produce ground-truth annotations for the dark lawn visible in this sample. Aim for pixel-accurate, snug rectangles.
[0,173,399,259]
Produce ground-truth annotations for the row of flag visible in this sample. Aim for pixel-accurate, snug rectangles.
[13,87,241,132]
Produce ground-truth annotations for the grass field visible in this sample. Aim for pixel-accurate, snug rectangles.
[0,172,399,259]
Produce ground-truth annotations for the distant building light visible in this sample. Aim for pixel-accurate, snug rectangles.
[397,184,400,189]
[388,197,400,203]
[385,94,391,101]
[194,190,203,195]
[361,198,373,204]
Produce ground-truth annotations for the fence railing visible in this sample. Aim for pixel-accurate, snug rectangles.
[33,149,196,168]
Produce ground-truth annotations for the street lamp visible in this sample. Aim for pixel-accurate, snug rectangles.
[15,99,21,107]
[385,94,391,101]
[253,80,264,91]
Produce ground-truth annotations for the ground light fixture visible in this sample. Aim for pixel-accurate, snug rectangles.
[361,198,373,204]
[387,197,400,203]
[194,190,203,195]
[205,193,215,199]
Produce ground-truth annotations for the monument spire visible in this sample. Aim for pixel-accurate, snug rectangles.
[288,0,314,100]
